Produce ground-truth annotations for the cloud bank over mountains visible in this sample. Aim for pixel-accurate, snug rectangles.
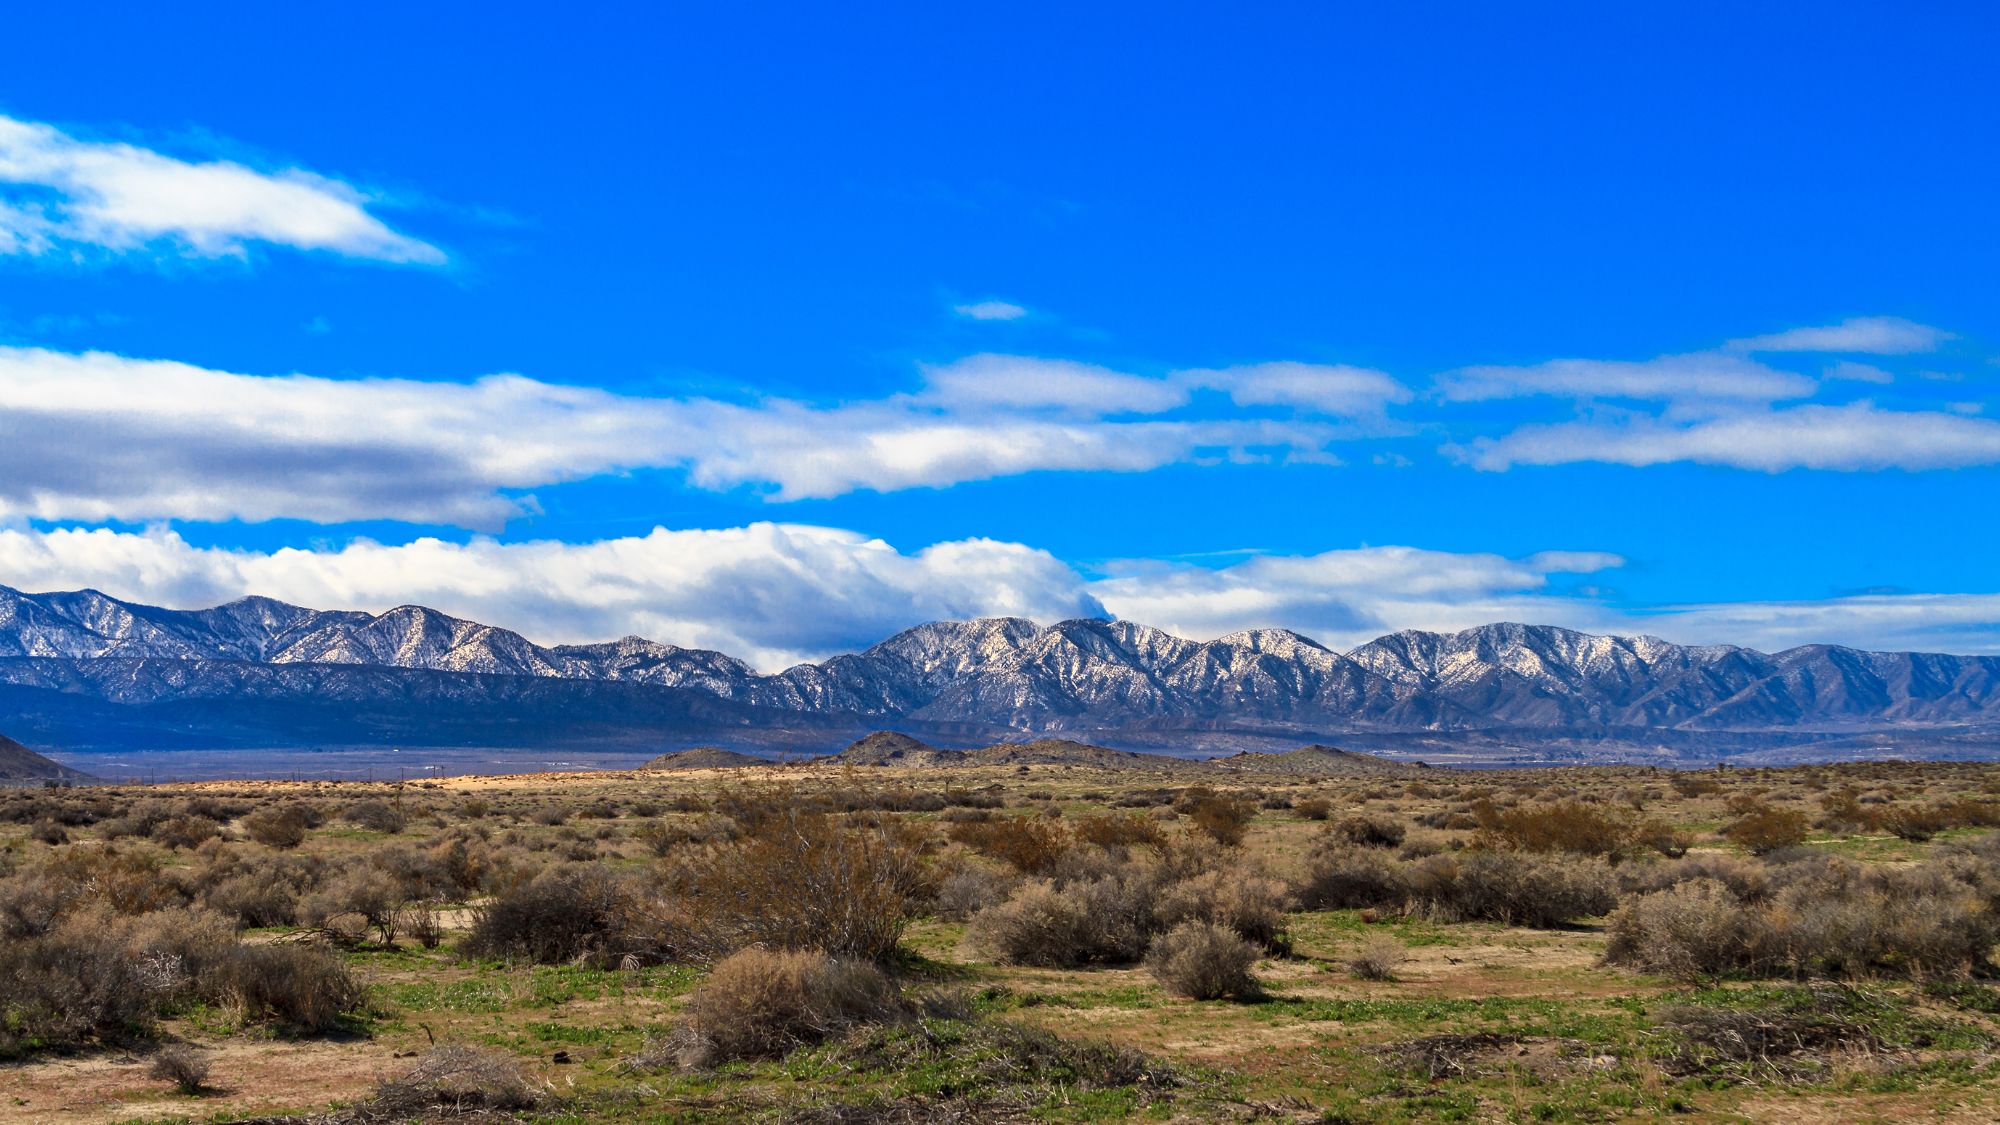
[4,523,1997,670]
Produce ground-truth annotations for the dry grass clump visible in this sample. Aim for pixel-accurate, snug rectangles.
[150,1043,212,1094]
[667,947,902,1067]
[365,1045,544,1117]
[1145,921,1261,1000]
[1347,933,1406,981]
[1652,989,1891,1080]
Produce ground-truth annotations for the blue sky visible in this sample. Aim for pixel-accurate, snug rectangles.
[2,2,1997,667]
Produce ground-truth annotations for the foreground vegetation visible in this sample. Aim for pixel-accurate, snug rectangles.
[8,755,2000,1121]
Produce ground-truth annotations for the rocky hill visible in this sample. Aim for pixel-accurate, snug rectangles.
[0,732,90,782]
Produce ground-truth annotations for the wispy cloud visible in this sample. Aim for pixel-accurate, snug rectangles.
[953,300,1028,321]
[1448,318,1997,474]
[1462,403,2000,473]
[1726,316,1953,355]
[0,113,441,264]
[1435,352,1815,404]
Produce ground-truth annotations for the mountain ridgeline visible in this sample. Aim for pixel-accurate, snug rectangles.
[2,584,1998,763]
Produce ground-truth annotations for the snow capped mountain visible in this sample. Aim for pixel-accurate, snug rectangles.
[2,584,1998,748]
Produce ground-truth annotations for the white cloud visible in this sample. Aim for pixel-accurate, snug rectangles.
[0,346,668,527]
[1824,360,1894,384]
[919,354,1187,414]
[1463,403,2000,472]
[1640,593,2000,656]
[1180,362,1412,416]
[0,345,1378,526]
[1727,316,1953,355]
[0,113,440,264]
[953,300,1028,321]
[1090,546,1627,648]
[1436,352,1815,404]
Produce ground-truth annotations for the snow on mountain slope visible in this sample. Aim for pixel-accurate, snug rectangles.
[2,584,1998,734]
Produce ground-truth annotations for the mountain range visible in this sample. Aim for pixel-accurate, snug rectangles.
[3,583,1999,766]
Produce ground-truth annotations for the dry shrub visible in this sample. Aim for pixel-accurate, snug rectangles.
[634,815,737,858]
[1472,799,1627,857]
[967,875,1154,967]
[1621,853,1770,902]
[1,843,184,932]
[1817,791,1876,833]
[679,811,930,963]
[0,906,363,1056]
[947,815,1073,874]
[464,863,634,964]
[1297,842,1408,911]
[405,900,446,949]
[1185,795,1257,847]
[672,948,901,1066]
[1347,934,1406,981]
[1605,879,1779,979]
[1653,995,1880,1079]
[1880,803,1952,843]
[1632,818,1692,858]
[241,805,310,849]
[1724,807,1810,855]
[211,942,366,1032]
[1074,811,1166,850]
[1152,866,1291,951]
[1295,798,1333,821]
[305,866,405,945]
[1409,851,1618,927]
[1331,814,1406,849]
[1145,921,1260,1000]
[932,865,1018,922]
[201,867,307,928]
[150,1044,211,1093]
[1607,862,2000,980]
[151,815,222,851]
[1671,776,1722,798]
[342,800,407,834]
[28,817,67,845]
[367,1045,542,1117]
